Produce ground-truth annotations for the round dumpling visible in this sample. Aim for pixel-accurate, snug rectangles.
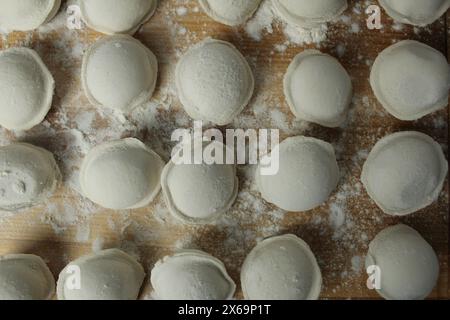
[199,0,262,26]
[57,249,145,300]
[82,35,158,113]
[272,0,348,28]
[151,250,235,300]
[0,143,61,211]
[0,254,55,300]
[78,0,158,34]
[284,50,352,127]
[256,136,339,212]
[241,234,322,300]
[79,138,164,210]
[0,47,55,131]
[370,40,450,121]
[366,224,439,300]
[0,0,61,31]
[175,38,254,125]
[361,131,447,216]
[379,0,450,26]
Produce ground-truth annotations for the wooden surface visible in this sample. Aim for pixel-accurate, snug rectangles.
[0,0,448,300]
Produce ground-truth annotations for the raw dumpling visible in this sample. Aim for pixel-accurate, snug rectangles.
[151,250,235,300]
[80,138,164,210]
[0,47,55,131]
[284,50,352,127]
[256,136,339,212]
[199,0,262,26]
[0,254,55,300]
[361,131,447,216]
[82,35,158,113]
[0,0,61,31]
[175,38,254,125]
[161,141,238,224]
[379,0,450,26]
[0,143,61,211]
[272,0,348,28]
[241,234,322,300]
[370,40,450,121]
[57,249,145,300]
[366,224,439,300]
[78,0,158,34]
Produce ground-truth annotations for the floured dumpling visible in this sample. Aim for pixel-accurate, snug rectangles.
[199,0,262,26]
[241,234,322,300]
[361,131,447,216]
[151,250,235,300]
[379,0,450,26]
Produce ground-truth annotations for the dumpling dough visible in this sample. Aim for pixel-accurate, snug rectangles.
[241,234,322,300]
[0,143,61,211]
[82,35,158,113]
[272,0,348,28]
[0,0,61,31]
[0,47,55,131]
[0,254,55,300]
[284,50,352,127]
[176,38,254,125]
[151,250,235,300]
[256,136,339,212]
[161,141,238,224]
[78,0,158,34]
[361,131,447,216]
[379,0,450,26]
[370,40,450,121]
[57,249,145,300]
[199,0,262,26]
[366,224,439,300]
[80,138,164,210]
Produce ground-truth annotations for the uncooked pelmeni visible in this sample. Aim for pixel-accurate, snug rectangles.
[0,47,55,131]
[370,40,450,121]
[176,38,254,125]
[0,0,61,31]
[379,0,450,26]
[57,249,145,300]
[241,234,322,300]
[0,254,55,300]
[78,0,158,34]
[80,138,164,210]
[256,136,339,212]
[0,143,61,211]
[151,250,235,300]
[272,0,348,28]
[361,131,447,216]
[284,50,352,127]
[82,35,158,113]
[366,224,439,300]
[199,0,262,26]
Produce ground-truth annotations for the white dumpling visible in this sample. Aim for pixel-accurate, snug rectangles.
[82,35,158,113]
[0,254,55,300]
[366,224,439,300]
[272,0,348,28]
[151,250,235,300]
[370,40,450,121]
[199,0,262,26]
[175,38,254,125]
[361,131,447,216]
[284,50,352,127]
[379,0,450,26]
[78,0,158,34]
[0,47,55,131]
[241,234,322,300]
[256,136,339,212]
[57,249,145,300]
[0,0,61,31]
[80,138,164,210]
